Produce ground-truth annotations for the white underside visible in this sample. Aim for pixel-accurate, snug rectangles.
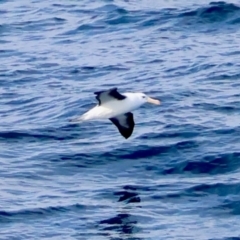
[74,93,144,122]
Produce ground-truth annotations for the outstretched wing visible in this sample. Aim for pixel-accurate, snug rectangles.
[94,88,126,105]
[109,112,135,139]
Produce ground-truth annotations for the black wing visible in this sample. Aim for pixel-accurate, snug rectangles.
[94,88,126,105]
[109,112,135,139]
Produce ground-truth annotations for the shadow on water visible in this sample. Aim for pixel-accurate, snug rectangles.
[98,185,142,240]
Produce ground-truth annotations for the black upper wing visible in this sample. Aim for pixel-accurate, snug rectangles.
[109,112,135,139]
[94,88,126,105]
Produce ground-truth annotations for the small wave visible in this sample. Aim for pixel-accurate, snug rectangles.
[199,102,240,113]
[180,2,240,22]
[140,130,200,140]
[49,140,198,168]
[118,140,198,160]
[52,3,77,9]
[0,125,78,142]
[0,204,85,223]
[71,65,130,73]
[152,182,240,206]
[13,17,66,32]
[187,182,240,196]
[0,131,60,142]
[57,1,240,38]
[105,1,240,30]
[95,4,128,14]
[229,17,240,24]
[209,73,240,80]
[163,152,240,175]
[218,199,240,215]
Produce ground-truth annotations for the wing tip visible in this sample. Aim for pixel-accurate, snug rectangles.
[123,133,132,139]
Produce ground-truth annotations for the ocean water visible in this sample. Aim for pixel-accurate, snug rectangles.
[1,0,240,239]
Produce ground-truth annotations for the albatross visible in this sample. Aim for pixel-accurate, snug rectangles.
[70,88,160,139]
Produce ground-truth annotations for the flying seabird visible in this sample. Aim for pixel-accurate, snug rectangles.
[70,88,160,139]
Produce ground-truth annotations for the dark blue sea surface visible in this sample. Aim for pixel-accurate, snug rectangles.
[1,0,240,239]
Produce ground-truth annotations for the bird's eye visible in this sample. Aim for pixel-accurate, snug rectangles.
[142,96,145,98]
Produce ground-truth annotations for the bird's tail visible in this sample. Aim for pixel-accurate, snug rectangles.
[69,115,85,123]
[69,106,101,123]
[69,112,91,123]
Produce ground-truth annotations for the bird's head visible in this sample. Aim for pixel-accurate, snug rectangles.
[136,93,161,105]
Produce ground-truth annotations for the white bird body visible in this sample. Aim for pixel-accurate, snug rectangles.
[79,93,146,121]
[70,88,160,139]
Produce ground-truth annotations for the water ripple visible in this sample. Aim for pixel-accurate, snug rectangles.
[1,0,240,239]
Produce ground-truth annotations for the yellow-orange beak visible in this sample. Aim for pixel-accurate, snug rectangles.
[147,97,161,105]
